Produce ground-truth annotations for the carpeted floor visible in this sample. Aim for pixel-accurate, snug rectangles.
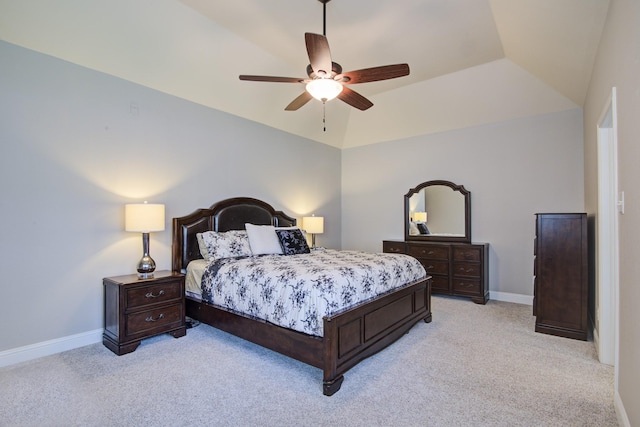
[0,296,617,427]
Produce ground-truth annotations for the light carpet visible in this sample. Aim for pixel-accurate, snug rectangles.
[0,296,617,426]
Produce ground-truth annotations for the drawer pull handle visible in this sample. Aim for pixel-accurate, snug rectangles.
[426,265,435,270]
[390,248,400,252]
[145,290,165,299]
[145,313,165,322]
[459,268,474,273]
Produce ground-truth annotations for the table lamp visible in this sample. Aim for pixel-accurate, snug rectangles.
[414,211,427,223]
[302,215,324,249]
[125,202,165,279]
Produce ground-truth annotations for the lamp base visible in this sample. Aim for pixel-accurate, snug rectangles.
[136,257,156,279]
[136,233,156,280]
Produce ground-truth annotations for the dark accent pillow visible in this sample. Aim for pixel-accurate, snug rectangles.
[275,228,311,255]
[417,223,431,235]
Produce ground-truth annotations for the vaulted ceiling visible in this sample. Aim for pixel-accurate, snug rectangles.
[0,0,609,148]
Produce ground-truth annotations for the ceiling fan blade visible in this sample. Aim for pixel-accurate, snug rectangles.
[239,75,304,83]
[339,64,410,84]
[305,33,332,77]
[285,92,313,111]
[337,86,373,111]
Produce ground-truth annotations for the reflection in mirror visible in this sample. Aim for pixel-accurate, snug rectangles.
[409,187,465,235]
[405,180,471,243]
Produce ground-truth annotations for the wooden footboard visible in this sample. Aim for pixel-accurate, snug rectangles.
[187,276,432,396]
[322,277,432,395]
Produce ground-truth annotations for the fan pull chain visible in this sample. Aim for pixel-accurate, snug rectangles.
[323,102,327,132]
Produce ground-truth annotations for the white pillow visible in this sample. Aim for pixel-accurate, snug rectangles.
[409,221,420,235]
[245,224,283,255]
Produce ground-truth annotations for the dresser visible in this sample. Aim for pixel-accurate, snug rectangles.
[533,213,588,340]
[103,270,186,355]
[384,240,489,304]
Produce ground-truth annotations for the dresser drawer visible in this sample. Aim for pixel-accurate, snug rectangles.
[418,259,449,275]
[126,303,183,336]
[453,262,481,278]
[126,281,183,309]
[408,245,449,260]
[453,278,481,295]
[453,246,481,262]
[430,275,450,291]
[383,241,406,254]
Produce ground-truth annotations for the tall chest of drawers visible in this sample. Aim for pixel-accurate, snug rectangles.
[383,240,489,304]
[534,213,588,340]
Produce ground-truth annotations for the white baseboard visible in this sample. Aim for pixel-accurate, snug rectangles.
[490,291,533,305]
[615,390,631,427]
[0,329,103,368]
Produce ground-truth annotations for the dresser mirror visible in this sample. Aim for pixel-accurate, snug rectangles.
[404,180,471,243]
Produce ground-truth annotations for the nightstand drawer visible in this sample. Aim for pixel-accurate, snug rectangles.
[453,262,481,277]
[126,281,182,309]
[126,304,183,336]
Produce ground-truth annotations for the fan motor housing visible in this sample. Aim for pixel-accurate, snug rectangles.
[306,62,345,81]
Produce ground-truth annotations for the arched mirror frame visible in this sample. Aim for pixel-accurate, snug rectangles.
[404,180,471,243]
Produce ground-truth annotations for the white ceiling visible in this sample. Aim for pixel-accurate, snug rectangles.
[0,0,609,148]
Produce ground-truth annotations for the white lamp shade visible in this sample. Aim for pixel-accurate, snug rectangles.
[303,216,324,234]
[414,211,427,223]
[305,79,343,102]
[125,203,165,232]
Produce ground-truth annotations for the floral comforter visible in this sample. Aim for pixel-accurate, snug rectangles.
[200,249,426,336]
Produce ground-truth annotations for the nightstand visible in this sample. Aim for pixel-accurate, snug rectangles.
[103,270,186,355]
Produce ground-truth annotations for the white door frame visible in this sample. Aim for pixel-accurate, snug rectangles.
[595,87,620,371]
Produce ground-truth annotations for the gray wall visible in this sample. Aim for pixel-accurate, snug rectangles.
[583,0,640,424]
[0,41,341,352]
[341,109,585,299]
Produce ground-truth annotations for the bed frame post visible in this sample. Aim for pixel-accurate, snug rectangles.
[322,317,344,396]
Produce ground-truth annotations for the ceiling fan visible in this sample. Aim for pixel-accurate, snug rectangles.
[239,0,410,111]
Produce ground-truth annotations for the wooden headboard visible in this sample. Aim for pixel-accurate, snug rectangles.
[171,197,296,273]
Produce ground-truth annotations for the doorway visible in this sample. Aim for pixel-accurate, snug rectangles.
[595,87,619,368]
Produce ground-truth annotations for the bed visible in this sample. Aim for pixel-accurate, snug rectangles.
[172,197,432,395]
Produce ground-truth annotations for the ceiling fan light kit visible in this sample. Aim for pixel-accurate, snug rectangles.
[306,78,343,102]
[239,0,409,112]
